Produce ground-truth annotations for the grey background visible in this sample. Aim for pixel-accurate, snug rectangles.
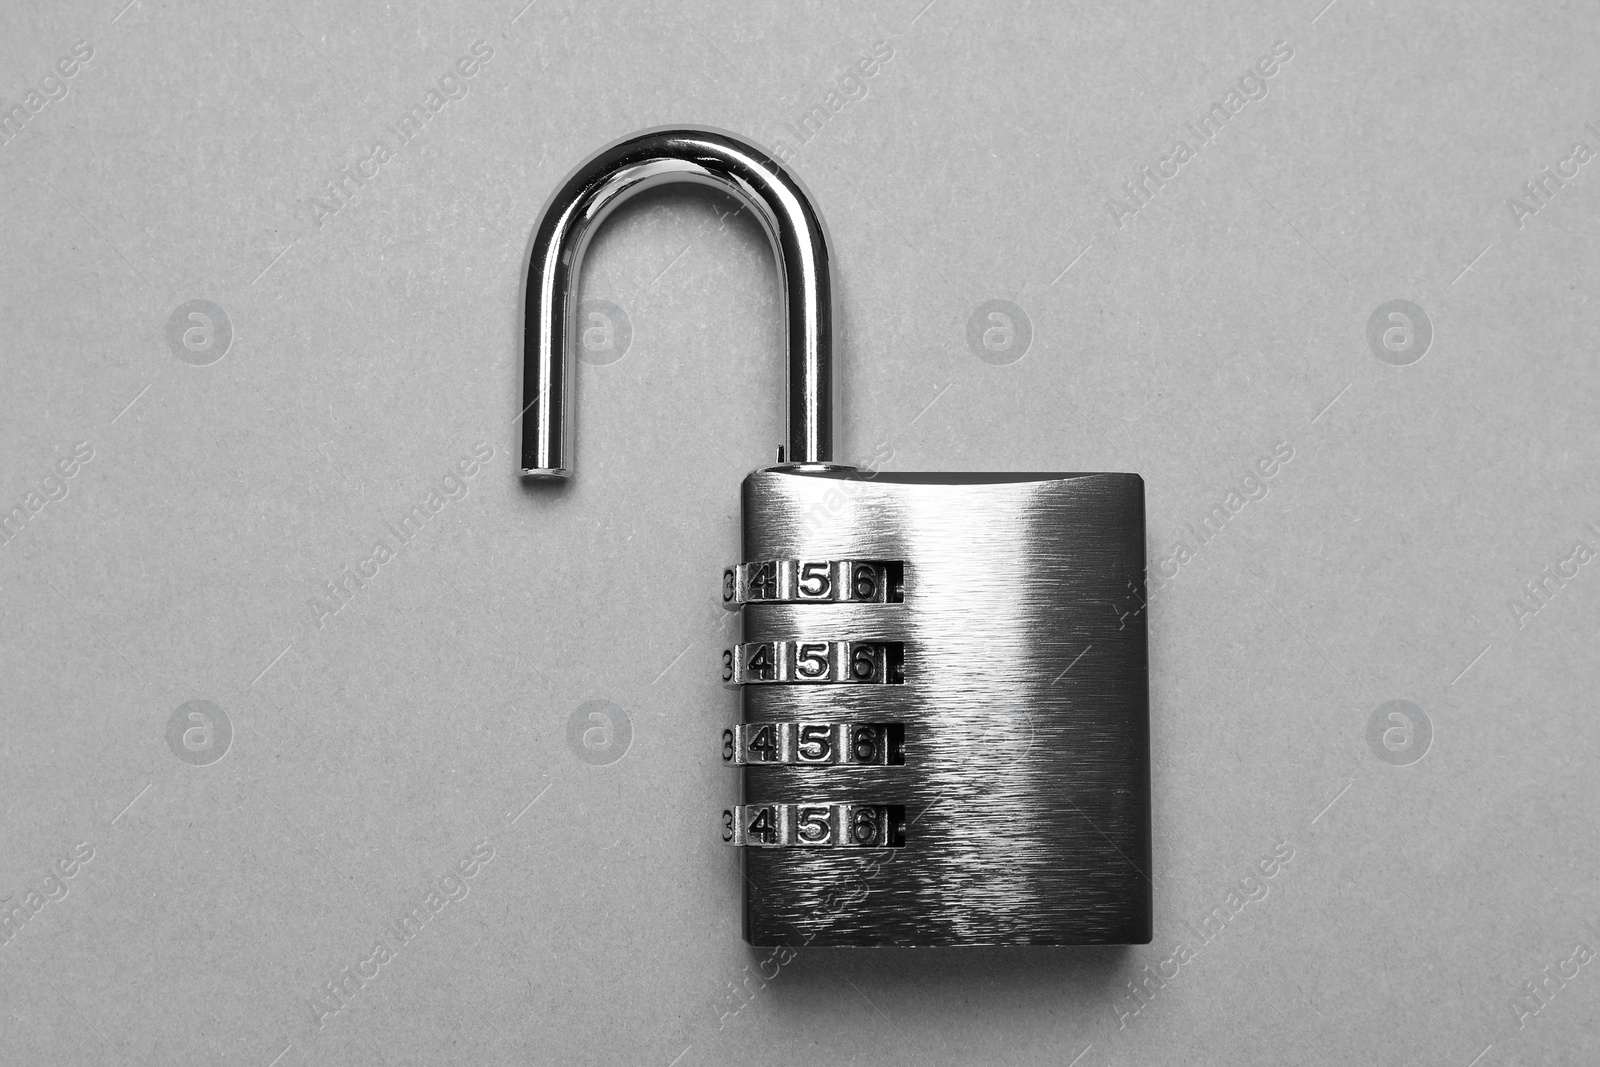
[1,1,1596,1064]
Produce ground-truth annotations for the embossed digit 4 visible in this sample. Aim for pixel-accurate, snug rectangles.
[747,806,777,845]
[748,561,777,599]
[747,642,776,681]
[748,724,779,761]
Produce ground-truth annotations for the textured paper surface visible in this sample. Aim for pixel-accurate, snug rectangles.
[2,1,1598,1064]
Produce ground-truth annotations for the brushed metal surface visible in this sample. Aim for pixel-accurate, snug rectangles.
[520,127,837,477]
[734,467,1151,946]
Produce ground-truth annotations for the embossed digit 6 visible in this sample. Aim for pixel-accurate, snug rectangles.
[852,726,878,763]
[851,643,878,682]
[850,806,881,846]
[852,563,878,600]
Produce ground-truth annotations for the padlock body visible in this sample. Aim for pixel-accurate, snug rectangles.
[731,467,1150,947]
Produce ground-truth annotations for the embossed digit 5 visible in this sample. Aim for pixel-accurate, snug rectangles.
[798,561,831,598]
[796,807,831,843]
[797,723,832,762]
[795,642,830,679]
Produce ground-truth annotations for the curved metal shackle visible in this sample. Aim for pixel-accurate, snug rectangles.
[521,126,838,478]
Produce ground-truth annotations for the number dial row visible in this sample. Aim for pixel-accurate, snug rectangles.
[721,804,907,848]
[722,559,904,608]
[722,722,906,766]
[722,641,905,687]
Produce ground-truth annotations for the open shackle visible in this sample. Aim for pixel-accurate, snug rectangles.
[520,126,839,478]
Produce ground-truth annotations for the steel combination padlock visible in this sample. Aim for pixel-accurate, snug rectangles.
[522,128,1151,947]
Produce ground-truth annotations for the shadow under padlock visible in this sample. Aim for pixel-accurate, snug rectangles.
[519,127,1151,948]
